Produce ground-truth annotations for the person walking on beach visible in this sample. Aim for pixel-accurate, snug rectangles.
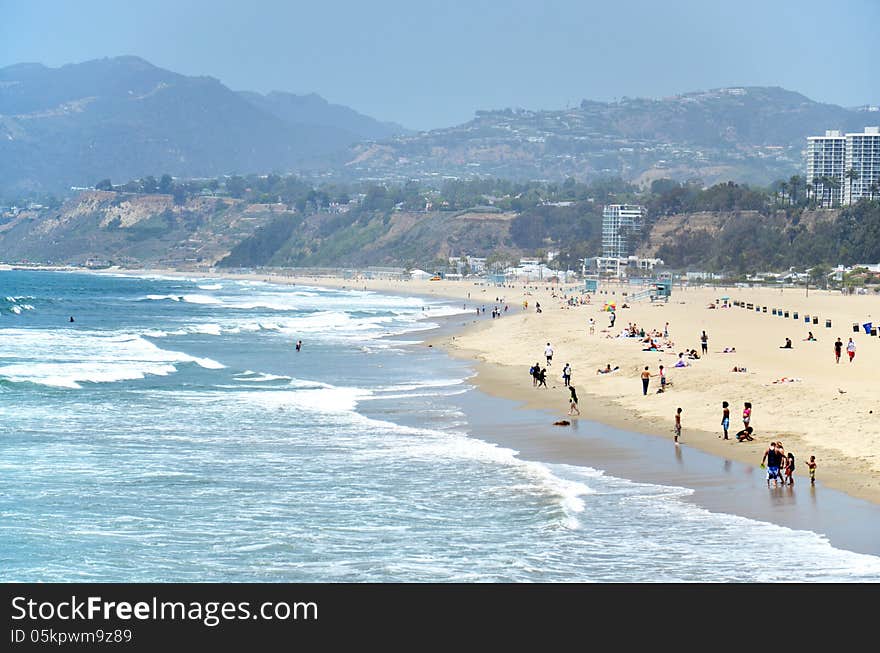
[846,338,856,363]
[664,322,669,338]
[700,330,708,356]
[641,366,651,395]
[834,337,843,363]
[530,362,541,387]
[544,343,554,366]
[761,442,782,487]
[609,310,616,328]
[568,385,580,416]
[588,317,595,335]
[721,401,730,440]
[673,407,682,445]
[562,363,572,387]
[742,402,752,431]
[806,455,817,485]
[538,367,548,388]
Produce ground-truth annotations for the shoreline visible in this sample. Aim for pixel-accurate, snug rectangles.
[13,265,880,513]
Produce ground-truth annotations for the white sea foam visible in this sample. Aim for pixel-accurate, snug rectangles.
[144,293,221,305]
[197,284,223,290]
[0,328,224,388]
[9,306,22,314]
[233,371,292,383]
[190,324,222,336]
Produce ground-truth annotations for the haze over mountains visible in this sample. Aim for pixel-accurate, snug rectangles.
[0,55,875,196]
[0,56,405,195]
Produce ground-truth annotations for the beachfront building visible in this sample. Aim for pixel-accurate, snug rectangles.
[806,130,846,208]
[602,204,644,259]
[600,204,645,277]
[807,127,880,206]
[844,127,880,205]
[591,255,664,279]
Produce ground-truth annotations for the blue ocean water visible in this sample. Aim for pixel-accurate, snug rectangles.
[2,269,880,582]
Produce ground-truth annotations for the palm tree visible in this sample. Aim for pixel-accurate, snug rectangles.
[869,179,879,201]
[825,176,842,208]
[779,181,789,207]
[845,168,859,205]
[789,175,802,205]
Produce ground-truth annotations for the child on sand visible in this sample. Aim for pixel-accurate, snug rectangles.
[784,452,795,485]
[674,407,682,444]
[806,455,817,485]
[742,402,752,430]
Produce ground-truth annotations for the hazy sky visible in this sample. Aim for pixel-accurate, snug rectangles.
[3,0,878,130]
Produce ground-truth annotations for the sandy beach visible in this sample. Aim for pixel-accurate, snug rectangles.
[34,265,880,506]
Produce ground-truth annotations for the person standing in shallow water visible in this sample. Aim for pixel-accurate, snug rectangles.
[295,340,302,352]
[673,407,682,445]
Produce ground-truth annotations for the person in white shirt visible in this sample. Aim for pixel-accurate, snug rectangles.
[847,338,856,363]
[544,343,554,366]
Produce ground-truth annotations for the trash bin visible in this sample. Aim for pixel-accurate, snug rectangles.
[872,328,878,337]
[762,306,767,313]
[793,312,798,320]
[853,323,860,333]
[813,316,819,325]
[824,319,830,328]
[863,322,873,335]
[784,311,789,318]
[804,315,810,323]
[772,308,777,315]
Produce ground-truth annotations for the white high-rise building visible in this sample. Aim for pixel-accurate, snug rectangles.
[844,127,880,205]
[806,130,845,208]
[602,204,644,259]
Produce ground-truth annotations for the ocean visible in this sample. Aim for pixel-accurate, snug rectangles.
[2,269,880,582]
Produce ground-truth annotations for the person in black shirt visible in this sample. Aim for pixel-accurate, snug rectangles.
[761,442,783,487]
[568,386,580,416]
[834,337,843,363]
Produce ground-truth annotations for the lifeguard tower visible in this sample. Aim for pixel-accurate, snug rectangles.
[628,280,672,302]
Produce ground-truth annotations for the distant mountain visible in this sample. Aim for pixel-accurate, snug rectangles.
[344,87,873,186]
[0,56,402,195]
[238,90,407,141]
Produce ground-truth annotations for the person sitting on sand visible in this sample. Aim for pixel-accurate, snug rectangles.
[596,364,619,374]
[779,337,793,349]
[722,347,736,353]
[735,426,754,442]
[687,349,700,360]
[732,366,747,372]
[803,332,816,341]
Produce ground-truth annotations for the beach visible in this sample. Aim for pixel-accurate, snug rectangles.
[5,265,880,578]
[117,267,880,507]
